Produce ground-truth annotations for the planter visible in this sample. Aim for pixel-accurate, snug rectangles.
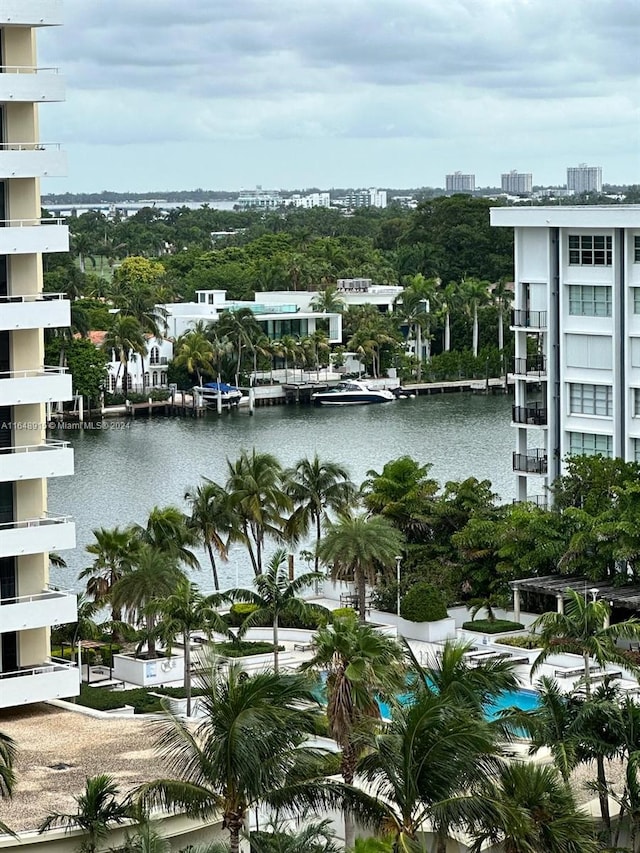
[369,609,456,642]
[112,652,185,687]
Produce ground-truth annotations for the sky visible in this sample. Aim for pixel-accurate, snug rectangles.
[38,0,640,194]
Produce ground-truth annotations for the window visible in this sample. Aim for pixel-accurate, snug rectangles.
[109,375,115,392]
[634,438,640,462]
[565,334,612,369]
[568,285,612,316]
[635,236,640,263]
[634,389,640,417]
[568,432,613,458]
[143,372,149,388]
[152,372,159,387]
[150,346,160,365]
[568,234,612,266]
[569,383,612,416]
[634,289,640,314]
[161,372,167,384]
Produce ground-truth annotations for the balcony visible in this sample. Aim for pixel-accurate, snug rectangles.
[513,356,547,378]
[0,587,77,633]
[0,366,72,406]
[0,2,63,26]
[0,513,75,559]
[0,218,68,255]
[513,450,548,475]
[513,494,549,509]
[511,309,547,330]
[0,67,64,103]
[512,405,548,426]
[0,659,78,709]
[0,293,70,331]
[0,440,73,483]
[0,142,66,179]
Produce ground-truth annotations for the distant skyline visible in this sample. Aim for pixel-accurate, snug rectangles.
[39,0,639,194]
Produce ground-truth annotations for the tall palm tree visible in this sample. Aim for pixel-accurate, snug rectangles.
[217,308,262,386]
[80,526,138,632]
[102,314,147,395]
[111,545,186,659]
[351,689,502,853]
[310,284,345,314]
[155,578,230,715]
[396,274,438,375]
[301,617,405,848]
[276,335,300,382]
[531,588,640,698]
[491,279,513,353]
[39,774,135,853]
[137,662,338,853]
[173,328,215,387]
[284,455,356,573]
[0,731,17,836]
[462,277,491,358]
[225,547,323,672]
[184,480,238,591]
[469,762,598,853]
[134,505,200,571]
[226,450,292,576]
[440,280,461,353]
[318,513,405,621]
[252,819,340,853]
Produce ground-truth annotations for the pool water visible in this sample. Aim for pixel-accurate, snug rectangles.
[375,687,540,722]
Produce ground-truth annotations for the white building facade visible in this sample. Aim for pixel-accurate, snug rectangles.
[99,334,173,394]
[491,205,640,504]
[446,172,475,192]
[567,164,603,195]
[0,3,79,708]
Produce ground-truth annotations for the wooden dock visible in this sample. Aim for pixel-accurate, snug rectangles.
[403,376,513,396]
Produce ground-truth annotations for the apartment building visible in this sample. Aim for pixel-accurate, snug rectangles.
[490,205,640,504]
[0,2,78,708]
[501,170,533,195]
[445,171,475,192]
[567,164,603,195]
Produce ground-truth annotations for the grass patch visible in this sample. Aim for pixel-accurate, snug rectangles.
[462,619,525,634]
[214,641,284,658]
[76,683,206,715]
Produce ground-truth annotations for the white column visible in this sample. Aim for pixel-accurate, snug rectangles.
[513,586,521,623]
[556,593,564,615]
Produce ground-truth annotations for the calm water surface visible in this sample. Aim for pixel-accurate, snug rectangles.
[48,394,514,593]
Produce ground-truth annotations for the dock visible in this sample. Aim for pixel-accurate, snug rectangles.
[403,376,513,396]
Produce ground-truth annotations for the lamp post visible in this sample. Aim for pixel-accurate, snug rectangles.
[395,555,402,616]
[590,587,599,603]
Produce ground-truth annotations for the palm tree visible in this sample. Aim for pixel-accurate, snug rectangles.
[252,819,340,853]
[225,547,323,672]
[351,690,502,853]
[0,731,17,836]
[531,588,640,699]
[491,278,513,353]
[310,284,345,314]
[111,545,185,659]
[102,314,147,395]
[284,455,356,573]
[38,774,135,853]
[396,274,438,375]
[134,505,200,570]
[155,578,229,715]
[276,335,299,382]
[137,662,338,853]
[318,513,405,621]
[173,328,215,387]
[469,762,598,853]
[226,449,292,576]
[440,280,461,353]
[184,480,238,591]
[80,526,138,633]
[217,308,262,386]
[462,277,491,358]
[301,617,405,848]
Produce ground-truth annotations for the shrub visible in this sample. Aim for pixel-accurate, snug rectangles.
[228,602,263,627]
[462,619,525,634]
[400,582,448,623]
[280,603,329,630]
[214,641,284,658]
[330,607,358,623]
[498,634,540,649]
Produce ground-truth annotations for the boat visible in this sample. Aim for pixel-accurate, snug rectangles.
[196,381,244,406]
[311,380,395,406]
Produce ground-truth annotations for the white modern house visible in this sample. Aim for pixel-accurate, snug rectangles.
[92,332,173,394]
[163,290,343,344]
[491,205,640,504]
[0,2,79,708]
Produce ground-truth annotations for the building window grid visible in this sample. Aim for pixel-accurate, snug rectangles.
[634,390,640,418]
[568,234,612,266]
[634,438,640,463]
[568,431,613,458]
[569,383,612,417]
[635,236,640,264]
[634,289,640,314]
[568,285,612,317]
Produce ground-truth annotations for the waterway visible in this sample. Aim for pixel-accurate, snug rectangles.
[47,393,515,594]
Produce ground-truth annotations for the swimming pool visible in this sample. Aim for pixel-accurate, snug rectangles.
[374,687,540,722]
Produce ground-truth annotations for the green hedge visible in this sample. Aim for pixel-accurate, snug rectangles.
[76,684,206,715]
[228,603,261,627]
[215,641,284,658]
[497,634,539,649]
[330,607,358,622]
[462,619,525,634]
[400,582,448,623]
[227,603,329,630]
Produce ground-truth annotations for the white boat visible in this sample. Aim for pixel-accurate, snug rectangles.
[196,382,244,406]
[312,380,395,406]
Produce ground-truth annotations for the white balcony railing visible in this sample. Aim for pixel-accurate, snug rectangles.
[0,659,78,709]
[0,65,64,103]
[0,218,68,254]
[0,512,76,559]
[0,586,77,633]
[0,142,66,179]
[0,292,70,331]
[0,439,73,482]
[0,365,72,406]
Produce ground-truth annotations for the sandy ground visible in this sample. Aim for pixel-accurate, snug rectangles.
[0,704,168,833]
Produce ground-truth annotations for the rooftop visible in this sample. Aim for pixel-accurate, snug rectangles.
[491,204,640,228]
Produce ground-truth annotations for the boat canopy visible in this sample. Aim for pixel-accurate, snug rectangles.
[202,381,240,393]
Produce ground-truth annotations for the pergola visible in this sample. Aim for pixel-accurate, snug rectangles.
[511,575,640,622]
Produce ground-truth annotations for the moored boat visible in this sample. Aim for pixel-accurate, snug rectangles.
[196,382,244,406]
[311,380,395,406]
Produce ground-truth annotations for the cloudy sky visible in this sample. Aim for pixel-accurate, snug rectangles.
[39,0,639,194]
